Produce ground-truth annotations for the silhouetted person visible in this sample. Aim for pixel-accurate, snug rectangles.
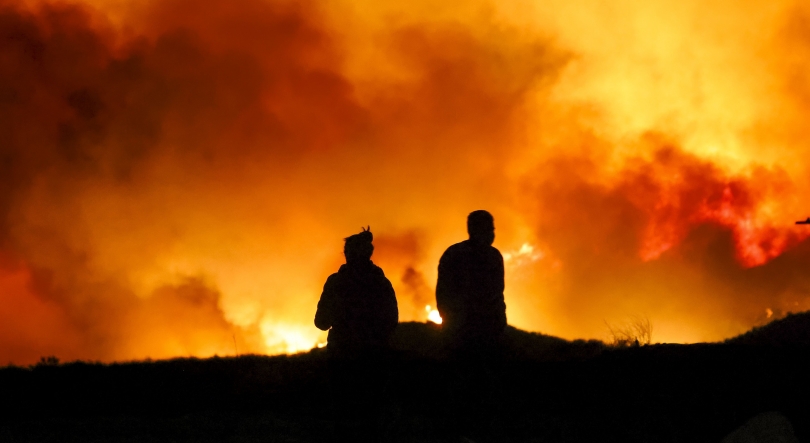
[315,227,398,442]
[436,210,507,442]
[437,210,506,353]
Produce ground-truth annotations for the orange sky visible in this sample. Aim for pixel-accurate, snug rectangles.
[1,0,810,364]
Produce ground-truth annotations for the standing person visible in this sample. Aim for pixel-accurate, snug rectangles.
[315,227,398,442]
[437,210,506,353]
[436,210,507,442]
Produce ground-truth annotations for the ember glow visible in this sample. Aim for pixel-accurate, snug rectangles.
[2,0,810,364]
[426,305,442,325]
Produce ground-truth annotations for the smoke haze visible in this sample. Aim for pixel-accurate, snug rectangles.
[1,0,809,363]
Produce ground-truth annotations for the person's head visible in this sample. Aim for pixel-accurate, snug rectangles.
[467,210,495,246]
[344,227,374,264]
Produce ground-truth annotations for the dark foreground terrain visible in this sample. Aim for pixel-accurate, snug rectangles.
[2,317,810,443]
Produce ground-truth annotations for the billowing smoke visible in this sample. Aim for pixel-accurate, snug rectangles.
[513,141,810,342]
[1,0,809,364]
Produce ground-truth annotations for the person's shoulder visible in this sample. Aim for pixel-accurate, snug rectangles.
[364,262,391,281]
[487,245,504,258]
[442,241,469,257]
[438,243,459,266]
[368,263,395,291]
[369,262,388,277]
[468,244,503,263]
[325,265,348,284]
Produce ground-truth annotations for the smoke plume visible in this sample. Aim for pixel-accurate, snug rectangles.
[1,0,809,363]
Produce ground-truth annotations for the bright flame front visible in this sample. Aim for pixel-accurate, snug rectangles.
[426,305,443,325]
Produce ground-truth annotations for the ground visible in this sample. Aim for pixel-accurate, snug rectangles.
[2,320,809,442]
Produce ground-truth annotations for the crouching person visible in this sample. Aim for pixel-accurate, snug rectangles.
[315,227,398,442]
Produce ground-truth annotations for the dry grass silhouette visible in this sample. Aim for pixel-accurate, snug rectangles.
[606,316,653,347]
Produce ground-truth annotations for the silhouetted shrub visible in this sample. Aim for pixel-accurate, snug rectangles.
[606,316,653,347]
[35,356,60,367]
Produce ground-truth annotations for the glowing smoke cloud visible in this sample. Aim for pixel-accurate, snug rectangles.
[1,0,810,364]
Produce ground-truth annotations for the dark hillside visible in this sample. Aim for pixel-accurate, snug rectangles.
[2,321,810,442]
[726,311,810,346]
[390,322,605,361]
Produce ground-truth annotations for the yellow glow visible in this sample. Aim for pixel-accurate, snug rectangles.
[260,322,320,355]
[3,0,810,365]
[426,305,443,324]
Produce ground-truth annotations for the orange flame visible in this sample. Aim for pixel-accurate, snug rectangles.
[426,305,442,325]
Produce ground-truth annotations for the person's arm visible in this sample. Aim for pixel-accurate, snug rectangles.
[496,250,507,330]
[436,247,463,323]
[383,277,398,339]
[314,275,337,331]
[436,251,452,319]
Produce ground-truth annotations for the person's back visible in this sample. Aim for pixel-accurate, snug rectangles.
[436,210,506,352]
[435,210,506,442]
[314,227,398,441]
[315,227,397,354]
[315,259,398,354]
